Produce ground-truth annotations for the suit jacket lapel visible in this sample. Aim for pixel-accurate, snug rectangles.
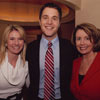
[34,38,41,91]
[59,38,65,89]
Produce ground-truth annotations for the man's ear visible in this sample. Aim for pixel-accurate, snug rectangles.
[58,22,61,28]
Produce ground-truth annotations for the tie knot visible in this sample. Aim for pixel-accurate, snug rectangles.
[48,42,52,48]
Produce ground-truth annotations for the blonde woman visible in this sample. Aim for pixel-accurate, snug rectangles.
[0,25,29,100]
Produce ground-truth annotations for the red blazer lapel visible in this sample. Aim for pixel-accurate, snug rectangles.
[81,52,100,85]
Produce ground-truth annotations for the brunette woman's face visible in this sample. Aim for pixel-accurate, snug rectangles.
[75,29,94,55]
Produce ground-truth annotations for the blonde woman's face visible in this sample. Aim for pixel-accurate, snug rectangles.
[7,30,24,55]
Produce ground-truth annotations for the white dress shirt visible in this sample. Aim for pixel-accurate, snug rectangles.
[38,35,61,99]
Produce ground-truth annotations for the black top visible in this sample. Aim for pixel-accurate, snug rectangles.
[79,74,84,85]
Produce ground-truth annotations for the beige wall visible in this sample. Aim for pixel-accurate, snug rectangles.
[62,0,100,28]
[57,0,81,9]
[64,0,81,9]
[76,0,100,28]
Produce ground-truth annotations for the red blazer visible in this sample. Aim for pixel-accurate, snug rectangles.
[70,52,100,100]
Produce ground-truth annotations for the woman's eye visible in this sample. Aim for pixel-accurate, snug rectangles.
[76,37,81,40]
[9,38,14,40]
[19,38,23,40]
[85,37,90,40]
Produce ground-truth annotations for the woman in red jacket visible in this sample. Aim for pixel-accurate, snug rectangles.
[70,23,100,100]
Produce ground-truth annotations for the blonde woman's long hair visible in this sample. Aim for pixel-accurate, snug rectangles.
[0,24,27,65]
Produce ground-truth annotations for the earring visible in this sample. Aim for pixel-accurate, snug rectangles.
[5,43,7,47]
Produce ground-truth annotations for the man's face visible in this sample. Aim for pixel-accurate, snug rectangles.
[39,7,60,40]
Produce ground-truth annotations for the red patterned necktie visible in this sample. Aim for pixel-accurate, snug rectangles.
[44,42,55,100]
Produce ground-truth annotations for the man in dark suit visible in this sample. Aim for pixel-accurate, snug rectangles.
[26,2,76,100]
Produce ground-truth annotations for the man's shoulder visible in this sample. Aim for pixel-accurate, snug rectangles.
[27,35,41,47]
[59,37,72,46]
[59,37,71,42]
[27,39,40,48]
